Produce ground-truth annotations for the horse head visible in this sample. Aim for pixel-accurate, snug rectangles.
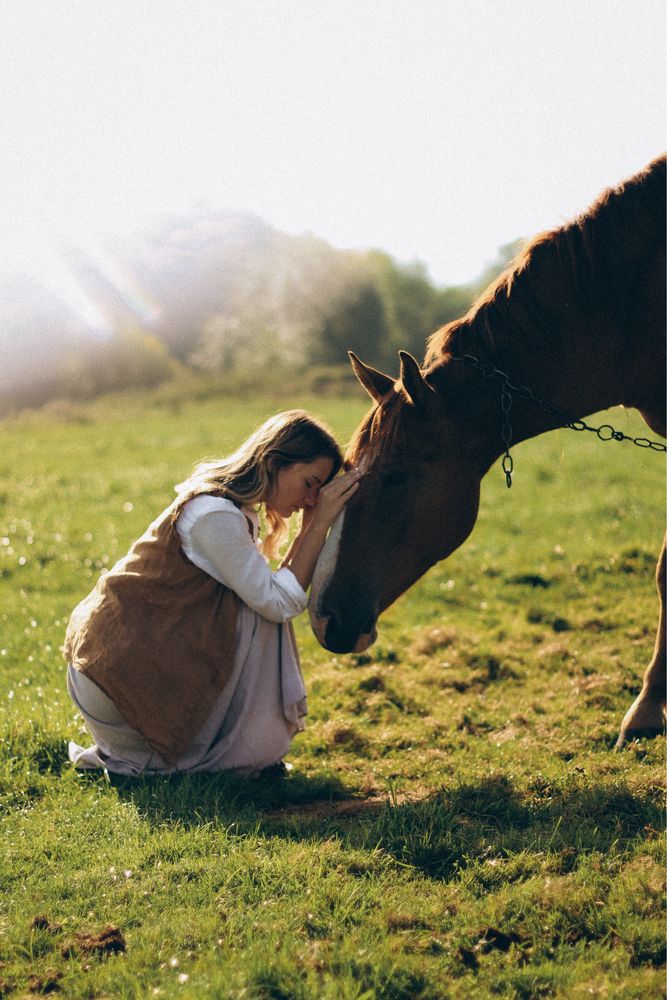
[309,350,485,654]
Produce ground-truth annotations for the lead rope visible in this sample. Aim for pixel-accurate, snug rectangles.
[450,353,666,488]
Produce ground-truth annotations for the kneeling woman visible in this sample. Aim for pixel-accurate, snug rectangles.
[65,410,360,776]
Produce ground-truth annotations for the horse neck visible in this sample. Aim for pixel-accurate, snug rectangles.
[429,245,650,456]
[441,306,628,447]
[427,157,665,463]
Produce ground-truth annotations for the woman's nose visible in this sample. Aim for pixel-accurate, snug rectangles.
[304,488,319,507]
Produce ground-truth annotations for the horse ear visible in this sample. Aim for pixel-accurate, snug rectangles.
[398,351,437,412]
[348,352,395,402]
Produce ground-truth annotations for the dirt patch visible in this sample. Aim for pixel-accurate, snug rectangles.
[320,721,367,752]
[62,924,126,958]
[265,792,414,822]
[29,916,63,934]
[27,969,63,993]
[410,626,459,656]
[475,926,525,953]
[489,724,522,745]
[457,926,527,971]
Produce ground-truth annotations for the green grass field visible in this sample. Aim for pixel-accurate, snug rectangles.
[0,384,664,999]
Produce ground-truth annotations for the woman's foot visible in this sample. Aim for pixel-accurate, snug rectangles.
[254,760,293,779]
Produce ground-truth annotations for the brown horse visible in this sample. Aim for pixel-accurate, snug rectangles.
[309,155,666,747]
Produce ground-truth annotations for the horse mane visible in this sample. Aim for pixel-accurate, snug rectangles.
[425,154,666,365]
[345,389,406,467]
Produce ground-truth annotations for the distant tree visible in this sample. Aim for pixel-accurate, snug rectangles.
[314,282,390,367]
[426,239,526,348]
[365,252,442,365]
[188,314,245,372]
[431,285,476,330]
[59,326,177,399]
[387,261,439,359]
[0,201,528,413]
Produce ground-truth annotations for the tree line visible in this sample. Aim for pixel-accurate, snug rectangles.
[0,208,521,413]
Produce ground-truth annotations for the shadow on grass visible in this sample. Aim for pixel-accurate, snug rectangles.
[334,775,664,880]
[33,738,72,775]
[35,734,664,883]
[101,767,356,827]
[75,765,664,883]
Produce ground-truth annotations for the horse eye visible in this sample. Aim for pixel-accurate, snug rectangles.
[382,469,409,489]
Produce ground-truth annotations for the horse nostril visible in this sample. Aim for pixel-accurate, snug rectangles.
[320,598,376,655]
[318,606,346,654]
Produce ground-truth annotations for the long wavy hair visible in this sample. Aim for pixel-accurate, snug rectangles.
[176,410,342,558]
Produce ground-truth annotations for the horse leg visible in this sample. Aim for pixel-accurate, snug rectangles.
[616,533,667,747]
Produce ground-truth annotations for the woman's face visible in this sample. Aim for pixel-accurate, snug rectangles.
[267,456,335,518]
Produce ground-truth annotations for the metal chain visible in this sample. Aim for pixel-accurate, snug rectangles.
[450,353,666,488]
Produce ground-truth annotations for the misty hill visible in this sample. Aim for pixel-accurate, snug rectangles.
[0,209,516,413]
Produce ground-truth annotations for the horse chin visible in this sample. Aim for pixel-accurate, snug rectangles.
[352,627,377,653]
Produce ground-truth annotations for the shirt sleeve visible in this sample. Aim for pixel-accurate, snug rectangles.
[182,506,308,623]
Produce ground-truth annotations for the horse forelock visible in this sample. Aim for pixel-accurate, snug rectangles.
[345,391,407,470]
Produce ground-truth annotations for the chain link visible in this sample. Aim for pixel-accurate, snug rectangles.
[450,353,666,487]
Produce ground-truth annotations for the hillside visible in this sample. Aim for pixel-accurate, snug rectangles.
[0,210,515,414]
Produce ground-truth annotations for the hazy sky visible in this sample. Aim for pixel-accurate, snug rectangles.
[1,0,665,287]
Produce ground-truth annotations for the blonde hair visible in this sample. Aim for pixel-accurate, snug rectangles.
[176,410,342,559]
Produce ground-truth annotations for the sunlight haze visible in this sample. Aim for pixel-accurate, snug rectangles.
[1,0,665,286]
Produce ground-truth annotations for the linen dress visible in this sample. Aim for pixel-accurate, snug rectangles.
[67,496,308,775]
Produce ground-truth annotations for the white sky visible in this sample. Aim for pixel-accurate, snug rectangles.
[0,0,665,287]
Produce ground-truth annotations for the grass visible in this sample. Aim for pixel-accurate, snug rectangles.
[0,383,664,998]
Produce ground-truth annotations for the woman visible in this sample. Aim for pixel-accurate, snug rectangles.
[64,410,361,776]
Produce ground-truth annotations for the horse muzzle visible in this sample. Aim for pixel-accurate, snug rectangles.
[309,605,378,654]
[308,579,379,653]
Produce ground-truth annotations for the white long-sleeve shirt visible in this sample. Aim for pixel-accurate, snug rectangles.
[176,495,307,622]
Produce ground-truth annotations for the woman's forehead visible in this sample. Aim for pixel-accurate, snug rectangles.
[302,455,335,480]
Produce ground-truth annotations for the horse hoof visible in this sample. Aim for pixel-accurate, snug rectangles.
[615,726,665,750]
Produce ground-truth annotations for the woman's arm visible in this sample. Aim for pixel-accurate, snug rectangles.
[185,505,307,622]
[280,502,317,566]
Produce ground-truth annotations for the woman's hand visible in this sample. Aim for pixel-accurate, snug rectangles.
[285,468,363,591]
[308,467,362,530]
